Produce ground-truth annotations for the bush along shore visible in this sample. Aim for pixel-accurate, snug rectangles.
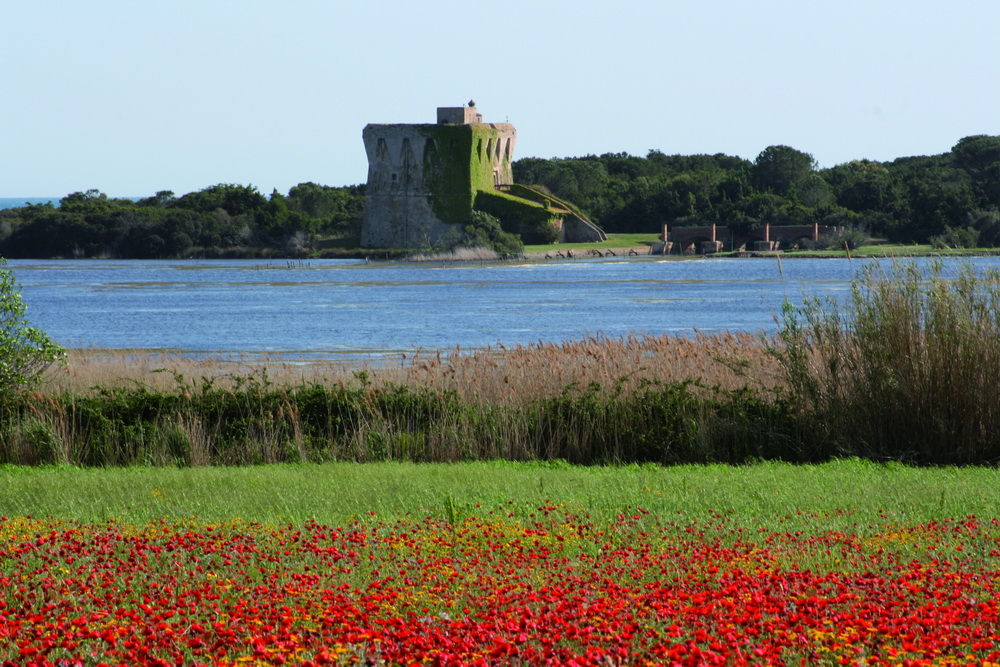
[2,378,798,467]
[6,259,1000,467]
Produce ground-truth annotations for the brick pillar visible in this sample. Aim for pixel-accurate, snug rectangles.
[710,224,716,243]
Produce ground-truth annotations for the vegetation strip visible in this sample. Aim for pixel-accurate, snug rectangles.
[3,459,999,527]
[4,495,1000,665]
[6,259,1000,467]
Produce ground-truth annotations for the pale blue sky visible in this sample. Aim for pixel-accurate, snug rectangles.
[3,0,998,198]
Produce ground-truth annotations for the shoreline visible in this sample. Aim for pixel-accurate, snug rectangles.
[8,246,1000,265]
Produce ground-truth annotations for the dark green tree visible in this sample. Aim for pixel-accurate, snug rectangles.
[894,160,977,240]
[752,145,817,197]
[970,209,1000,246]
[137,190,176,208]
[169,184,268,217]
[59,189,114,214]
[951,135,1000,209]
[952,135,1000,173]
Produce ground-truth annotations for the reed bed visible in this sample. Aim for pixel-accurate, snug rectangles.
[406,246,502,262]
[771,260,1000,464]
[5,330,794,468]
[47,349,343,394]
[46,331,781,404]
[398,331,780,406]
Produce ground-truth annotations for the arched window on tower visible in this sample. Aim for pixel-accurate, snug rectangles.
[400,138,416,187]
[423,138,437,166]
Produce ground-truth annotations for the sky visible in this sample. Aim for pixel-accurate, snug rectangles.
[3,0,999,199]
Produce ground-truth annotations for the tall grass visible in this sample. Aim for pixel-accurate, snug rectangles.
[0,371,797,467]
[771,260,1000,463]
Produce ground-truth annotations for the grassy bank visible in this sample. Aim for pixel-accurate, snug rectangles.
[3,459,997,529]
[325,233,1000,260]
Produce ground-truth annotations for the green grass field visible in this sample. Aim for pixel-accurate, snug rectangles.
[789,243,1000,257]
[312,233,1000,259]
[4,459,998,533]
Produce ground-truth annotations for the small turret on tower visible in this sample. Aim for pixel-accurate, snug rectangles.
[437,102,482,125]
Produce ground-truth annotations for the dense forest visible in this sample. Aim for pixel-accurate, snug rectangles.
[2,134,999,258]
[514,134,1000,248]
[0,183,365,259]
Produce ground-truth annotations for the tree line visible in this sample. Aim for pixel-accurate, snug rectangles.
[2,134,999,258]
[0,183,364,259]
[514,134,1000,248]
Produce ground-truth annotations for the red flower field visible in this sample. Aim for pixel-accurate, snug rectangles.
[2,506,1000,665]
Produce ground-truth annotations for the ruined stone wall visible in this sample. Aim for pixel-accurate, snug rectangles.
[361,124,446,247]
[361,121,519,248]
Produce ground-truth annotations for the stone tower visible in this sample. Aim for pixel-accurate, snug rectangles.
[361,103,605,248]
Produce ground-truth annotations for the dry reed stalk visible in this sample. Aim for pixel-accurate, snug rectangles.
[44,332,783,403]
[379,332,783,405]
[407,246,500,262]
[46,349,360,394]
[176,416,211,467]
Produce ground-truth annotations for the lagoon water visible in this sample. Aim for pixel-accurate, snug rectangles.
[7,256,990,361]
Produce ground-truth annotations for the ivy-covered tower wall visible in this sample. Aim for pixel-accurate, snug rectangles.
[361,105,519,248]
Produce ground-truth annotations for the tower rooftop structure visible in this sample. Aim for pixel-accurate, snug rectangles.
[436,101,483,125]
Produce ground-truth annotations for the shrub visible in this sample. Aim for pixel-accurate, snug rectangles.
[768,260,1000,464]
[816,226,869,250]
[519,217,561,245]
[0,257,65,398]
[930,225,980,249]
[438,210,524,256]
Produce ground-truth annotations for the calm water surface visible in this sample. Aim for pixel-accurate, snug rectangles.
[8,256,989,361]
